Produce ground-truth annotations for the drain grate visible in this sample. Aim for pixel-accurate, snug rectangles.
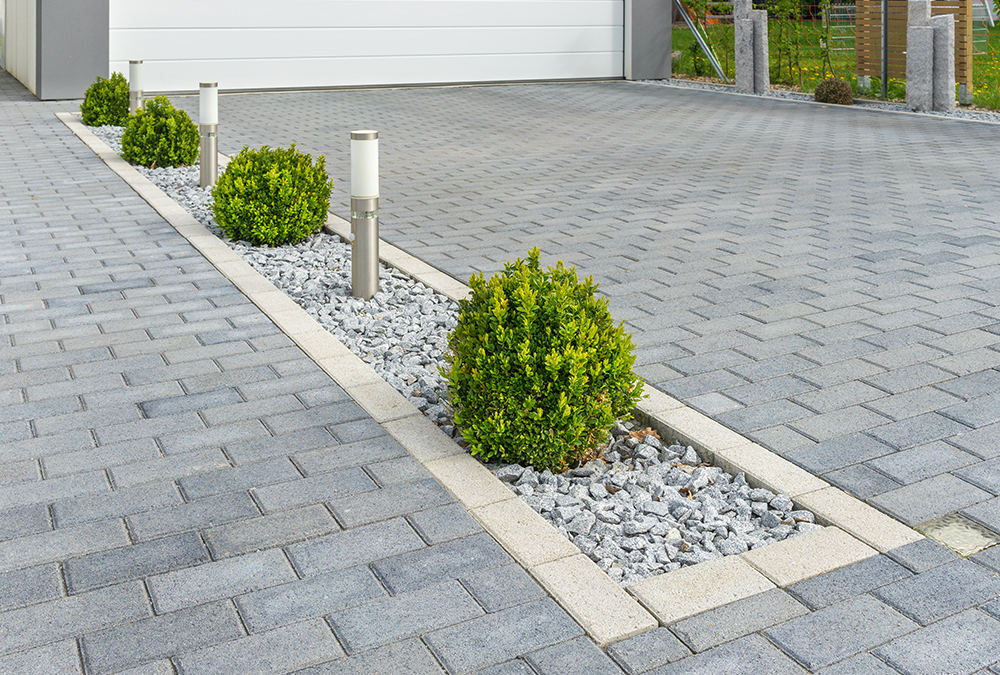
[915,513,1000,557]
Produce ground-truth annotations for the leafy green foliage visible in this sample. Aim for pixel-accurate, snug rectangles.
[120,96,199,168]
[445,249,643,472]
[211,144,333,246]
[80,72,130,127]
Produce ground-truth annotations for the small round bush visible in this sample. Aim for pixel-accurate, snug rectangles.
[445,248,644,472]
[211,144,333,246]
[80,72,130,127]
[121,96,199,168]
[814,78,854,105]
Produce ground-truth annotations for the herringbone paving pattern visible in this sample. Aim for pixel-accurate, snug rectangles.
[170,82,1000,530]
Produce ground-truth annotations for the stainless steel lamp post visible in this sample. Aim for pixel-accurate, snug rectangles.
[351,130,379,300]
[128,60,143,114]
[199,82,218,189]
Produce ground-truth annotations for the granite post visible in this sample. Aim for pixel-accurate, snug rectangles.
[906,0,933,111]
[751,9,770,93]
[931,14,956,112]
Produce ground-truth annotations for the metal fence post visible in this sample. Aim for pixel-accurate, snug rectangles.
[350,130,379,300]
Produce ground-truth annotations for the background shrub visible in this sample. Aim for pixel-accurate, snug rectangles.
[814,78,854,105]
[445,248,643,472]
[80,72,130,127]
[120,96,199,168]
[211,144,333,246]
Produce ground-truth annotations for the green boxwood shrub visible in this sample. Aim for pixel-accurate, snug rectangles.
[80,72,130,127]
[120,96,199,168]
[211,144,333,246]
[445,248,644,472]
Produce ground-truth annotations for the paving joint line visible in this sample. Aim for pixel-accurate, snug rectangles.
[58,110,924,648]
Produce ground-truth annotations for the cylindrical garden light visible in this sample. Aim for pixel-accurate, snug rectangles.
[199,82,218,189]
[351,130,379,300]
[129,60,144,114]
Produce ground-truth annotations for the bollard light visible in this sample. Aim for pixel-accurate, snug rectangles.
[199,82,219,188]
[350,130,379,300]
[129,60,144,114]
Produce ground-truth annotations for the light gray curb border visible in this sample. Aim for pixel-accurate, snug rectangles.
[58,111,923,649]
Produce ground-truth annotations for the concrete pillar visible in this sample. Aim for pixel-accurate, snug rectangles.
[906,0,933,111]
[625,0,673,80]
[931,14,955,112]
[751,9,770,94]
[735,18,755,93]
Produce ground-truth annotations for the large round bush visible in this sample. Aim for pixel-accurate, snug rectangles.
[121,96,199,168]
[211,144,333,246]
[80,72,130,127]
[445,248,644,472]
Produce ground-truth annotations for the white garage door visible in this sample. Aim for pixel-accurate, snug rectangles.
[109,0,624,93]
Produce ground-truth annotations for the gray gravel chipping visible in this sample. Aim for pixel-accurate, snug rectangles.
[90,124,821,586]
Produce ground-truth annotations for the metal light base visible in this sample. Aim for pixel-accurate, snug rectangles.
[351,196,379,300]
[200,124,218,189]
[129,91,143,115]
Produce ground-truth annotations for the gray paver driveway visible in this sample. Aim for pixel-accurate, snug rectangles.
[172,81,1000,530]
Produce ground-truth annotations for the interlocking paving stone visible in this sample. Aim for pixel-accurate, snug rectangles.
[80,600,245,675]
[371,532,513,594]
[526,636,625,675]
[292,436,408,474]
[873,609,1000,675]
[955,458,1000,495]
[146,548,298,613]
[872,559,1000,625]
[646,634,806,675]
[786,555,913,610]
[285,517,425,576]
[783,433,897,475]
[0,640,83,675]
[460,563,548,613]
[424,598,583,674]
[126,491,261,541]
[291,638,446,675]
[814,652,904,674]
[971,545,1000,573]
[602,628,691,673]
[670,589,810,652]
[202,503,340,558]
[177,457,302,500]
[0,504,52,541]
[763,595,918,670]
[0,518,129,573]
[329,580,485,653]
[865,441,978,485]
[174,619,343,675]
[251,467,379,513]
[963,497,1000,533]
[407,502,484,545]
[0,581,151,657]
[869,474,993,526]
[0,564,62,612]
[329,476,455,528]
[64,531,211,594]
[51,480,182,527]
[825,464,904,500]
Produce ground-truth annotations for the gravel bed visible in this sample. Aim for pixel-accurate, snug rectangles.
[649,77,1000,123]
[91,123,819,586]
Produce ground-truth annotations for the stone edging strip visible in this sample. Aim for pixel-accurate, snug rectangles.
[58,111,923,649]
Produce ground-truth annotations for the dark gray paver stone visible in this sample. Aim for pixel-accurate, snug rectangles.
[329,580,484,653]
[202,503,340,558]
[126,491,261,541]
[885,538,962,573]
[51,481,182,527]
[0,519,130,573]
[787,555,913,609]
[971,545,1000,573]
[764,594,918,670]
[963,497,1000,534]
[872,559,1000,625]
[867,412,971,451]
[607,627,692,674]
[471,661,537,675]
[292,436,408,475]
[784,434,897,475]
[873,609,1000,675]
[670,589,810,652]
[365,455,432,486]
[285,517,425,576]
[951,423,1000,460]
[813,653,901,674]
[865,441,978,485]
[237,565,386,633]
[251,467,379,513]
[371,532,513,594]
[329,477,455,528]
[80,600,245,675]
[869,474,992,526]
[0,581,151,657]
[0,640,83,675]
[64,531,211,594]
[648,634,806,675]
[178,457,302,500]
[291,638,446,675]
[955,458,1000,495]
[0,504,51,541]
[0,564,62,612]
[460,564,548,613]
[825,464,903,500]
[425,598,583,675]
[408,502,484,544]
[146,547,298,613]
[526,636,624,675]
[174,619,343,675]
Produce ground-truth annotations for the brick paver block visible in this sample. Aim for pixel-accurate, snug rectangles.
[873,609,1000,675]
[126,491,261,541]
[290,638,446,675]
[460,563,548,613]
[606,627,692,673]
[285,517,425,576]
[669,588,810,652]
[872,559,1000,625]
[885,538,961,573]
[526,636,625,675]
[786,554,912,610]
[407,502,484,545]
[649,634,807,674]
[202,503,340,559]
[251,466,379,513]
[869,474,993,526]
[0,641,83,675]
[763,594,917,670]
[371,532,513,594]
[424,598,583,675]
[0,564,62,613]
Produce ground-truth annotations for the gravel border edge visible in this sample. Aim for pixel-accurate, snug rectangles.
[58,111,923,647]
